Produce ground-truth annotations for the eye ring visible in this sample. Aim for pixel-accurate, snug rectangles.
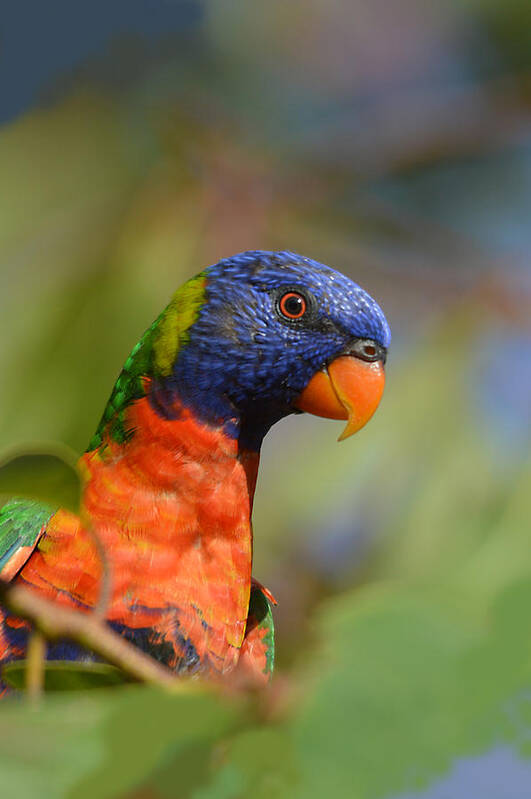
[278,291,307,320]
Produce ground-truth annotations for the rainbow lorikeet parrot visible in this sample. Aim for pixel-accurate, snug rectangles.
[0,251,390,690]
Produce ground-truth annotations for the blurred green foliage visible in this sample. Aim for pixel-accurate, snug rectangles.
[0,450,80,512]
[1,0,530,796]
[1,577,529,797]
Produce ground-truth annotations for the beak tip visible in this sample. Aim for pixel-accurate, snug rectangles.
[337,418,357,442]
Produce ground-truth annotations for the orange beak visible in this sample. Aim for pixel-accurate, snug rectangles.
[294,356,385,441]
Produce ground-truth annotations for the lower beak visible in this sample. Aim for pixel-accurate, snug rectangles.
[294,356,385,440]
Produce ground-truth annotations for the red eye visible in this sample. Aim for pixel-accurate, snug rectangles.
[279,292,307,319]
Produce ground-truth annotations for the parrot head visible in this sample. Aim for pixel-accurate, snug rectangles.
[91,250,390,452]
[158,250,390,450]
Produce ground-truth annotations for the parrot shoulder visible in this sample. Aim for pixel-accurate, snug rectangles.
[0,498,55,582]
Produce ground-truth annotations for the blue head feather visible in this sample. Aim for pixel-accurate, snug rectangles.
[158,251,391,450]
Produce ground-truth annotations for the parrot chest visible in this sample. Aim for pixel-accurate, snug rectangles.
[21,397,260,674]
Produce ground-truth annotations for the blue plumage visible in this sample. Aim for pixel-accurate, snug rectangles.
[159,251,391,449]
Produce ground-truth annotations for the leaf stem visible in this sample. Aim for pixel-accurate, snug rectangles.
[26,629,46,704]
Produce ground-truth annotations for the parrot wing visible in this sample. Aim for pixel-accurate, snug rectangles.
[235,582,275,686]
[0,498,55,582]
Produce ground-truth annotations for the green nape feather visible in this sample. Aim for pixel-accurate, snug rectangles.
[88,271,208,451]
[0,498,55,581]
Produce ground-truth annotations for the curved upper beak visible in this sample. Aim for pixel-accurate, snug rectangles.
[294,356,385,440]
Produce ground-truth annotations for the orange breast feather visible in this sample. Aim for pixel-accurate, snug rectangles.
[18,395,259,675]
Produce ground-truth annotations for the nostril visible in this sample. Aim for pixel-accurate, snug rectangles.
[344,339,386,363]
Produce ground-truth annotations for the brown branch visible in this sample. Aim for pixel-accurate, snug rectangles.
[0,582,197,693]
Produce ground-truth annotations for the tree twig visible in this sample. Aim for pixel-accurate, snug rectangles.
[0,581,195,693]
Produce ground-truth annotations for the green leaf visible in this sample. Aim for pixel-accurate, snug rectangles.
[192,578,531,799]
[72,688,243,799]
[189,727,299,799]
[0,449,80,512]
[0,686,243,799]
[2,661,130,692]
[287,578,531,798]
[0,692,109,798]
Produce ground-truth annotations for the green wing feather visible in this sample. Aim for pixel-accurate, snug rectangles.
[0,498,55,582]
[248,585,275,678]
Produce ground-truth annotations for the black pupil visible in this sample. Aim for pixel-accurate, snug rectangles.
[364,345,376,357]
[285,295,303,315]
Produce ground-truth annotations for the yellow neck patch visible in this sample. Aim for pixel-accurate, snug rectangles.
[153,272,208,377]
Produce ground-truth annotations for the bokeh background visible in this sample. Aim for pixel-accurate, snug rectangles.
[0,2,530,797]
